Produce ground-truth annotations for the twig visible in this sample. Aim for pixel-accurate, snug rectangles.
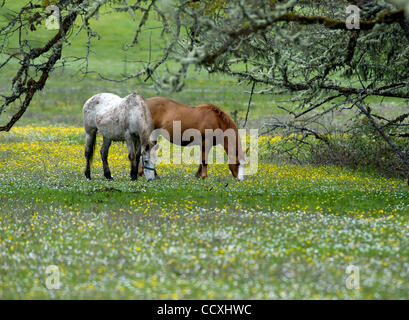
[355,102,409,185]
[243,81,255,127]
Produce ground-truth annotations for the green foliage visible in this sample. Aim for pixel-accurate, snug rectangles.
[41,0,58,9]
[391,0,409,15]
[188,0,228,15]
[309,121,409,179]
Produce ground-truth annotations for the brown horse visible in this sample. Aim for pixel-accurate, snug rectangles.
[139,97,246,180]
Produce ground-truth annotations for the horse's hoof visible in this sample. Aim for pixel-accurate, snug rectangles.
[104,171,113,180]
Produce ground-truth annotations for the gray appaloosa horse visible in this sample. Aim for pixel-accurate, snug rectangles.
[83,92,157,181]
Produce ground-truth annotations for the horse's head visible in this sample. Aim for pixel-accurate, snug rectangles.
[141,142,157,181]
[228,147,249,181]
[229,160,245,181]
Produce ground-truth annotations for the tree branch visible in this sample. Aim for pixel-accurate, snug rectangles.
[201,9,405,66]
[355,102,409,185]
[0,9,79,132]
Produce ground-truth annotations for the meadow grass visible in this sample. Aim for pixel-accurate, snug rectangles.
[0,126,408,299]
[1,2,409,300]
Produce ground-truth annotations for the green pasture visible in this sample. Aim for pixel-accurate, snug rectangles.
[1,1,409,299]
[0,126,409,299]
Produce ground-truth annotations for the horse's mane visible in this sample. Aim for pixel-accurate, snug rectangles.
[200,104,238,130]
[198,103,244,159]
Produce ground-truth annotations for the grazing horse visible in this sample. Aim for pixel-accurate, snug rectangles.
[140,97,246,180]
[83,92,157,181]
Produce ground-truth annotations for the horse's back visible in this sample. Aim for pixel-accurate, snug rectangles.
[84,92,152,141]
[84,93,122,116]
[147,97,221,134]
[147,97,189,109]
[83,93,122,131]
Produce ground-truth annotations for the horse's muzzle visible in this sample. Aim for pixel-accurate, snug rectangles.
[143,166,156,181]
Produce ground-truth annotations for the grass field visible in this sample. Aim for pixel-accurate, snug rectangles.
[1,2,409,299]
[1,126,409,299]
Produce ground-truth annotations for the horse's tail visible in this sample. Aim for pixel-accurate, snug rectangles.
[83,94,99,164]
[84,129,97,163]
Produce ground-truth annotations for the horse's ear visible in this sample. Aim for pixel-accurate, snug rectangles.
[245,147,250,155]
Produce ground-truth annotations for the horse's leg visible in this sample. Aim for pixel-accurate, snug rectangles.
[134,139,142,178]
[200,140,211,179]
[138,161,144,176]
[84,129,97,180]
[136,138,144,176]
[126,134,138,181]
[100,137,113,180]
[223,138,237,179]
[195,164,202,178]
